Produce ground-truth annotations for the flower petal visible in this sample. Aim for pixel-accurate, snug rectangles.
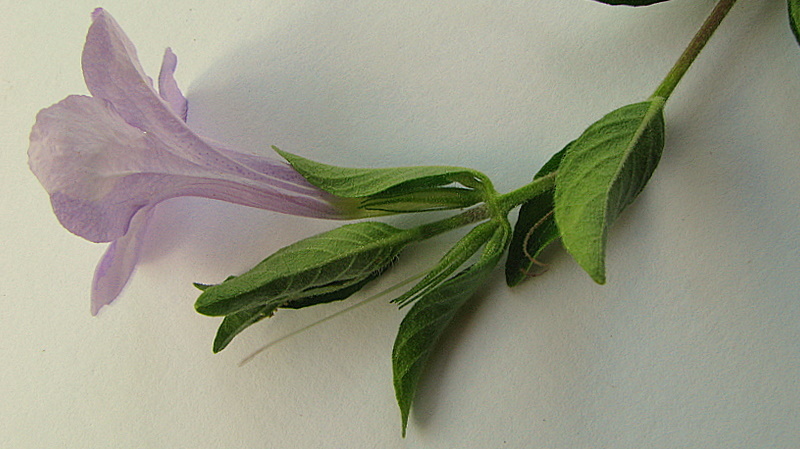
[82,10,266,178]
[29,95,160,242]
[30,9,372,313]
[91,206,154,315]
[158,48,188,121]
[82,10,354,193]
[29,95,360,243]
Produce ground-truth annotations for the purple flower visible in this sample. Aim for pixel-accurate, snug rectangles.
[29,9,363,315]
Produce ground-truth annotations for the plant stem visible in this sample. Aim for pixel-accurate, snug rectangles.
[408,172,557,241]
[495,171,557,213]
[411,0,740,250]
[412,204,492,240]
[651,0,738,100]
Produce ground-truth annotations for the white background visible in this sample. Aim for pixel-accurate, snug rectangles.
[2,1,799,447]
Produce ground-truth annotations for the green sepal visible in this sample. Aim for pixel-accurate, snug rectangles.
[504,143,569,287]
[554,99,665,284]
[393,220,496,308]
[195,222,414,317]
[275,147,488,213]
[392,221,509,436]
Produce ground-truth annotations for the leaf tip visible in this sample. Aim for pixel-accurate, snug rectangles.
[271,145,286,157]
[583,260,606,285]
[592,273,607,285]
[194,292,220,316]
[212,338,227,353]
[193,282,210,291]
[505,268,526,287]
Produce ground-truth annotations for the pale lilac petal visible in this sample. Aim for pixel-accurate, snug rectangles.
[82,9,271,180]
[30,9,367,312]
[84,8,172,129]
[29,95,359,243]
[91,207,154,315]
[158,48,188,121]
[82,8,348,200]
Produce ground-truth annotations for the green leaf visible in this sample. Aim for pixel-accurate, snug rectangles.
[212,273,381,353]
[790,0,800,46]
[195,222,414,317]
[274,147,487,212]
[592,0,672,5]
[213,304,277,353]
[554,99,665,284]
[280,271,383,309]
[505,143,569,287]
[393,220,497,307]
[392,222,509,436]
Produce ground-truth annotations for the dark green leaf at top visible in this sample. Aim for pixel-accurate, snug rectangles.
[392,222,509,436]
[790,0,800,46]
[592,0,672,5]
[554,98,665,284]
[275,147,487,213]
[505,143,570,287]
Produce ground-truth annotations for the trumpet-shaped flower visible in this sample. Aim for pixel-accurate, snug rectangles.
[29,9,362,314]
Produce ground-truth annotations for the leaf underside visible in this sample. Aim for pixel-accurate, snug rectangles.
[392,223,509,436]
[212,272,382,353]
[195,222,411,317]
[213,304,277,353]
[554,99,665,284]
[505,143,570,287]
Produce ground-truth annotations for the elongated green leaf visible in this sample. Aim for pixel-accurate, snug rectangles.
[790,0,800,46]
[195,222,413,316]
[593,0,671,5]
[281,271,383,309]
[213,304,277,353]
[393,221,497,307]
[274,147,487,212]
[212,272,381,353]
[554,99,665,284]
[393,222,509,436]
[505,143,569,287]
[275,147,485,197]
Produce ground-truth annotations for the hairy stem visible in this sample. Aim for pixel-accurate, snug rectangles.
[412,204,492,240]
[495,171,557,213]
[652,0,739,100]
